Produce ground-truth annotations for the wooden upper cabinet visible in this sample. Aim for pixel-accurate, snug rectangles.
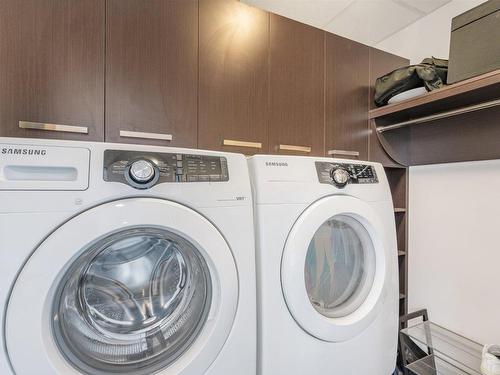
[105,0,198,147]
[269,15,325,156]
[0,0,105,141]
[368,47,409,164]
[325,34,369,160]
[198,0,269,154]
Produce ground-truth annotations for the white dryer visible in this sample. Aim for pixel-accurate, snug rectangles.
[0,138,256,375]
[248,155,398,375]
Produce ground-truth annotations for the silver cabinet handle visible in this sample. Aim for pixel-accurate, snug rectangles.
[327,149,360,157]
[19,121,88,134]
[279,144,311,153]
[223,139,262,149]
[120,130,173,141]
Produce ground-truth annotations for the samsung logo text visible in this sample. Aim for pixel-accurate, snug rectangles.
[1,148,47,156]
[265,161,288,167]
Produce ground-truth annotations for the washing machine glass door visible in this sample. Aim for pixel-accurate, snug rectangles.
[6,198,238,375]
[281,195,388,342]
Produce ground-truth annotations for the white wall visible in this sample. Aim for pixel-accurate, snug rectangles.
[375,0,500,344]
[375,0,484,64]
[409,161,500,344]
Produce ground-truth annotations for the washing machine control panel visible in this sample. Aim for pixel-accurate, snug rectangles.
[104,150,229,189]
[315,161,378,188]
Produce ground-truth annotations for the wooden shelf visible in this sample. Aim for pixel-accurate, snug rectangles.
[370,69,500,166]
[400,293,406,300]
[398,251,406,256]
[394,207,406,213]
[369,69,500,121]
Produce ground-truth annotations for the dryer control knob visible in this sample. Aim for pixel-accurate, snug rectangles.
[129,159,156,183]
[331,167,350,188]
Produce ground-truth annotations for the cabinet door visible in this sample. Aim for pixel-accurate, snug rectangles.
[198,0,269,155]
[0,0,104,141]
[269,15,325,156]
[325,34,369,160]
[105,0,198,147]
[368,48,409,164]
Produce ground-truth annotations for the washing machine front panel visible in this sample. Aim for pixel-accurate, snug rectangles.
[6,198,238,375]
[281,195,388,342]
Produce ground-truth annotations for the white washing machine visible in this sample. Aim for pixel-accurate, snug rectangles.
[248,155,398,375]
[0,138,256,375]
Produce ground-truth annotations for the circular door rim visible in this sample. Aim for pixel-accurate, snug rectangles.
[6,197,238,375]
[281,195,388,342]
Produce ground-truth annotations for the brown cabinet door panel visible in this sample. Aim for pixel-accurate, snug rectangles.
[325,34,369,160]
[269,15,325,156]
[0,0,105,141]
[198,0,269,155]
[105,0,198,147]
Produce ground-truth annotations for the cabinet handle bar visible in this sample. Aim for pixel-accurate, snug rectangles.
[120,130,173,141]
[327,149,360,157]
[279,144,311,153]
[19,121,88,134]
[223,139,262,149]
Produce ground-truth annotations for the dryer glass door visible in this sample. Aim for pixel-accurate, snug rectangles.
[6,198,238,375]
[305,214,376,319]
[281,196,390,343]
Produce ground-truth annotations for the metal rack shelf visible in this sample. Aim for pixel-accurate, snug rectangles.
[401,321,483,375]
[406,354,474,375]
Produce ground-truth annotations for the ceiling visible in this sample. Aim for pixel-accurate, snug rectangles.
[241,0,452,46]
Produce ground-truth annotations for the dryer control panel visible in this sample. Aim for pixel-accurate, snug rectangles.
[104,150,229,189]
[315,161,378,188]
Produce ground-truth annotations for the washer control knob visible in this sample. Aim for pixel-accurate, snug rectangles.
[331,167,350,188]
[129,159,155,183]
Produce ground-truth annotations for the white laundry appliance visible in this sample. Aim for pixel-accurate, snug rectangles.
[0,138,256,375]
[248,155,398,375]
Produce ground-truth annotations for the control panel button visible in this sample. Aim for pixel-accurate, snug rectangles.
[331,167,350,188]
[129,160,155,183]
